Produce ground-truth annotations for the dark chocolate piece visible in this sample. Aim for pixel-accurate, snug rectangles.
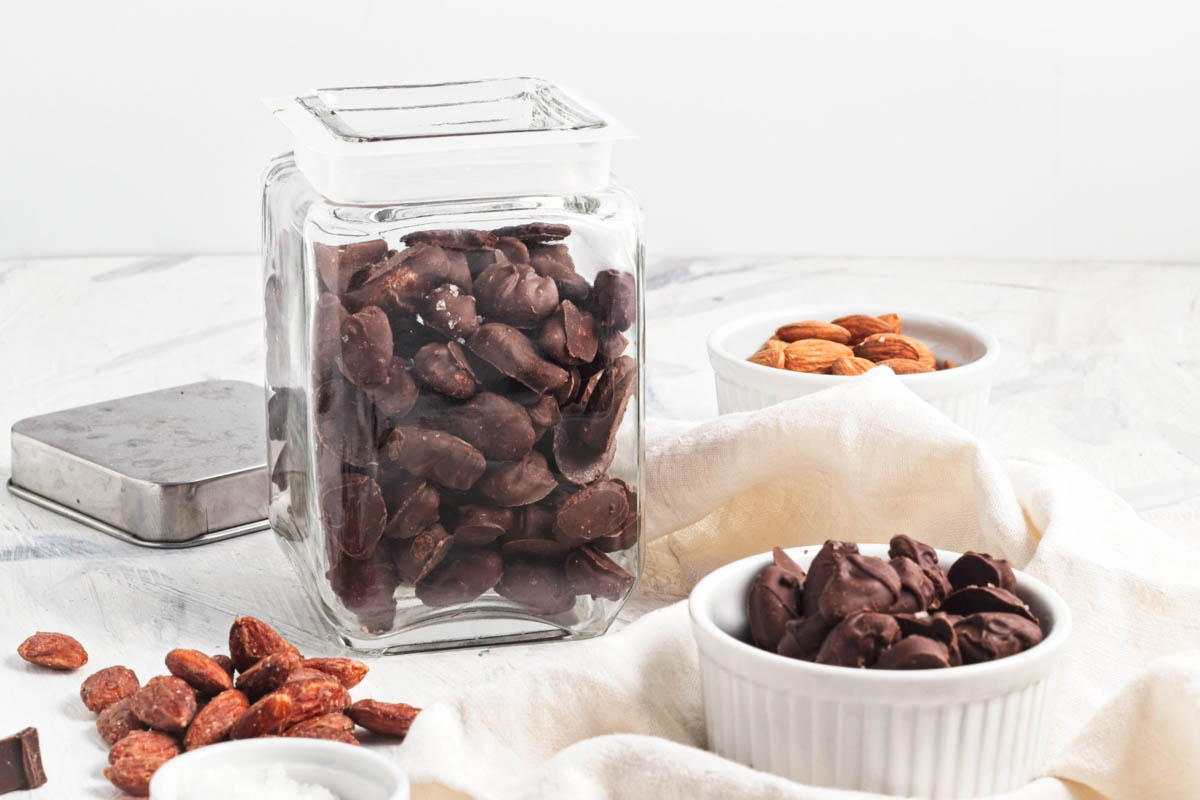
[380,478,440,540]
[391,522,454,584]
[314,293,350,380]
[525,393,563,440]
[495,558,576,615]
[490,222,572,243]
[947,551,1017,594]
[747,562,803,651]
[803,541,860,616]
[0,727,47,793]
[528,244,590,303]
[590,269,635,331]
[553,479,629,546]
[596,328,629,365]
[955,612,1044,664]
[875,635,952,669]
[579,356,636,452]
[477,451,559,507]
[817,554,902,620]
[551,411,616,486]
[327,548,399,633]
[361,357,419,418]
[422,283,479,340]
[777,615,834,661]
[342,252,424,315]
[415,548,504,607]
[815,612,901,668]
[452,505,514,546]
[321,474,387,560]
[894,613,962,665]
[383,427,486,491]
[888,534,940,571]
[889,557,938,614]
[339,306,394,386]
[590,481,638,553]
[314,239,389,294]
[494,236,530,264]
[402,229,498,250]
[413,341,477,400]
[539,300,599,366]
[314,378,384,468]
[468,323,568,394]
[772,547,807,582]
[940,585,1038,623]
[473,261,559,328]
[564,546,634,601]
[450,392,536,461]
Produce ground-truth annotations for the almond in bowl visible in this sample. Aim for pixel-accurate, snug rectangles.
[750,313,956,375]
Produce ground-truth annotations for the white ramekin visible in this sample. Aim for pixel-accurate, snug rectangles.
[706,308,1000,434]
[689,544,1071,798]
[149,738,409,800]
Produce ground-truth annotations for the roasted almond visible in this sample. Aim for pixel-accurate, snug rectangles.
[830,356,876,376]
[747,346,785,369]
[230,692,294,739]
[878,313,902,333]
[166,649,234,696]
[128,676,197,733]
[18,632,88,671]
[782,339,853,373]
[831,315,893,345]
[854,334,935,370]
[81,666,140,713]
[876,358,933,374]
[775,321,852,345]
[183,689,249,750]
[108,730,179,765]
[301,658,369,689]
[235,651,302,700]
[762,338,788,351]
[228,616,301,673]
[347,699,421,738]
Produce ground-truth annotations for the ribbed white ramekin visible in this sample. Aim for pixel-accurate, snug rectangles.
[689,544,1071,798]
[706,308,1000,434]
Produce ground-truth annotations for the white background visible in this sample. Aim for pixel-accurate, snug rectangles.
[2,0,1199,261]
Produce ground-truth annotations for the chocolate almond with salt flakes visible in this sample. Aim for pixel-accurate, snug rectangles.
[590,269,636,331]
[565,546,635,601]
[452,505,514,546]
[402,228,498,251]
[415,548,504,607]
[954,612,1044,664]
[940,585,1038,623]
[947,551,1017,594]
[553,478,629,547]
[391,523,454,585]
[888,534,940,571]
[894,612,963,666]
[477,451,559,507]
[777,615,834,662]
[888,556,939,614]
[875,635,953,670]
[468,323,568,394]
[314,239,389,294]
[450,392,536,461]
[314,378,385,469]
[381,479,440,541]
[342,253,424,316]
[494,236,530,265]
[528,243,591,304]
[579,356,636,452]
[539,300,600,367]
[422,283,479,340]
[383,427,486,491]
[473,261,560,328]
[747,562,803,651]
[491,222,572,243]
[338,306,394,387]
[413,341,477,400]
[802,540,860,616]
[815,611,901,668]
[495,558,576,615]
[817,554,903,620]
[320,474,387,560]
[525,393,563,441]
[361,357,419,419]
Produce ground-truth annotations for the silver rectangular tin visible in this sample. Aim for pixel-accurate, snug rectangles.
[8,380,270,547]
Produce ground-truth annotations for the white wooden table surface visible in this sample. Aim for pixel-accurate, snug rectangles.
[1,254,1197,799]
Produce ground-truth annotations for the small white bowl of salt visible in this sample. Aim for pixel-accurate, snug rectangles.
[149,738,409,800]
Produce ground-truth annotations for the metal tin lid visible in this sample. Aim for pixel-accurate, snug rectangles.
[7,380,269,548]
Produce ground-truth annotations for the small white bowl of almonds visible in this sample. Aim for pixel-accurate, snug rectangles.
[707,308,999,433]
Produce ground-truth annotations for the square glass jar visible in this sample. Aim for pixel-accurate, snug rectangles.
[262,79,642,653]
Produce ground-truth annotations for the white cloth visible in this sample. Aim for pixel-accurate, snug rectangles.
[395,371,1200,799]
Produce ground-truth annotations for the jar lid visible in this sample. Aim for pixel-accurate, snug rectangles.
[265,77,632,205]
[8,380,269,548]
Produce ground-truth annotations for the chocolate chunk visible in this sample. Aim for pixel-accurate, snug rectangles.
[889,557,938,614]
[591,481,638,553]
[817,554,902,620]
[502,539,571,560]
[888,534,940,571]
[327,548,399,633]
[579,356,636,452]
[803,541,860,616]
[947,551,1017,593]
[491,222,572,243]
[955,612,1044,664]
[415,548,504,607]
[321,474,387,560]
[391,522,454,584]
[339,306,394,386]
[450,392,536,461]
[815,612,901,668]
[452,505,514,546]
[361,357,419,418]
[477,451,559,507]
[525,394,563,440]
[473,261,560,328]
[468,323,568,394]
[314,239,388,294]
[875,635,952,669]
[590,269,635,331]
[413,341,477,400]
[494,236,530,264]
[0,727,47,793]
[940,585,1038,623]
[314,293,350,380]
[747,562,803,651]
[402,229,498,250]
[314,378,384,469]
[422,284,479,339]
[528,244,590,303]
[495,558,576,615]
[564,546,634,601]
[383,428,486,491]
[539,300,599,366]
[380,477,440,540]
[554,479,629,546]
[777,615,834,661]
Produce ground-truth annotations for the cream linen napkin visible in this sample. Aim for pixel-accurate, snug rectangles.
[395,371,1200,799]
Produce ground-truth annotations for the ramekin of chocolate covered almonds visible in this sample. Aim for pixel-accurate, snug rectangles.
[688,539,1071,798]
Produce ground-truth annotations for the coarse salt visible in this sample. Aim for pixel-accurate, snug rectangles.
[180,764,340,800]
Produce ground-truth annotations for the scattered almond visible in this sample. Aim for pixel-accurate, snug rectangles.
[302,657,369,689]
[878,313,902,333]
[782,339,853,373]
[830,356,876,376]
[875,358,933,374]
[235,650,301,700]
[166,649,234,696]
[228,616,301,673]
[775,321,851,345]
[80,666,140,713]
[230,693,294,739]
[105,753,174,796]
[747,346,785,369]
[855,333,935,370]
[108,730,179,766]
[18,632,88,671]
[183,689,249,750]
[347,699,422,738]
[128,676,197,733]
[831,314,893,345]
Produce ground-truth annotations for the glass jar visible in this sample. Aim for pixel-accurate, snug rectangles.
[262,79,642,653]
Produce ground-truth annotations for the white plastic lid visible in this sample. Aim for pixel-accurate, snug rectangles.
[265,78,632,205]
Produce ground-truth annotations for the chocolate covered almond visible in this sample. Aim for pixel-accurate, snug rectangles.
[474,262,559,328]
[468,323,567,394]
[553,479,629,546]
[383,428,486,491]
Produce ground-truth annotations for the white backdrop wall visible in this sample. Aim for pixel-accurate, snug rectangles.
[2,0,1199,261]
